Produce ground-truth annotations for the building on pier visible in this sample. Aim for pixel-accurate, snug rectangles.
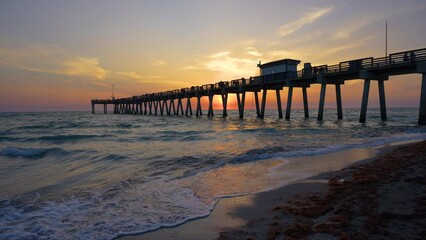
[257,59,300,76]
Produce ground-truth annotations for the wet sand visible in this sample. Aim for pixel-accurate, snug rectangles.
[121,140,425,240]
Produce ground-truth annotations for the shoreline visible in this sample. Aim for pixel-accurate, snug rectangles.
[120,140,422,240]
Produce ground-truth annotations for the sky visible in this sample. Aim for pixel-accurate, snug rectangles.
[0,0,425,112]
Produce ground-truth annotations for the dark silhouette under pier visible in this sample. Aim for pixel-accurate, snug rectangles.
[92,48,426,124]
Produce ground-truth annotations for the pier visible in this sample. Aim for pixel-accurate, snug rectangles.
[92,48,426,124]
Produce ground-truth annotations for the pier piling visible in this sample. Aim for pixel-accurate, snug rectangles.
[276,89,283,118]
[378,80,387,121]
[254,92,260,118]
[359,79,371,123]
[285,87,293,120]
[236,92,246,119]
[260,89,267,119]
[317,82,327,121]
[208,95,214,117]
[185,98,192,116]
[302,87,309,118]
[221,94,228,117]
[335,84,343,120]
[196,96,202,116]
[419,73,426,125]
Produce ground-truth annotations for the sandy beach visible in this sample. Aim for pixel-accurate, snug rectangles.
[218,140,426,240]
[121,140,426,240]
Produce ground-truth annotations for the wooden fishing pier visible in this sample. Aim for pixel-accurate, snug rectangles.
[92,48,426,124]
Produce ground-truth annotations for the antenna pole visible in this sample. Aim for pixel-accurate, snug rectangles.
[111,84,115,99]
[385,21,388,57]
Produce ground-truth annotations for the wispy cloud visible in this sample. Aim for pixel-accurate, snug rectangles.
[114,71,164,81]
[246,47,262,57]
[319,36,374,57]
[210,51,230,58]
[152,60,167,67]
[276,7,332,36]
[62,57,108,80]
[333,2,426,40]
[203,51,258,78]
[0,45,157,82]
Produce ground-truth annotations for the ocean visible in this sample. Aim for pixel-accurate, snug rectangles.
[1,108,425,239]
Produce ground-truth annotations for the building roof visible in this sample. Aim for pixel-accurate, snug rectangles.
[257,58,301,68]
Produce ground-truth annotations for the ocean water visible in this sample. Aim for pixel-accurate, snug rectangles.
[0,108,425,239]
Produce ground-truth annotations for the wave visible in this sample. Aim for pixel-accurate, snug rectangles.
[138,130,212,142]
[0,147,66,159]
[0,178,215,240]
[229,133,426,164]
[37,134,113,143]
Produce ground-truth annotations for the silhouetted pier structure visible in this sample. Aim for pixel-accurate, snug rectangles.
[92,48,426,124]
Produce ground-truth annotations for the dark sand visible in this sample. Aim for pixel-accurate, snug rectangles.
[122,140,426,240]
[218,140,426,240]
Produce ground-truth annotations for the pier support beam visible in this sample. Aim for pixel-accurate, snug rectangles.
[196,96,202,117]
[92,104,95,114]
[148,101,152,115]
[335,84,343,120]
[177,98,184,116]
[236,92,246,119]
[221,94,228,117]
[185,98,193,116]
[276,89,283,118]
[160,100,165,115]
[260,89,267,119]
[172,100,177,115]
[317,82,327,121]
[153,101,158,115]
[285,87,293,120]
[419,73,426,125]
[378,80,387,121]
[176,99,181,116]
[302,87,309,118]
[144,102,148,115]
[165,100,171,115]
[207,95,214,117]
[140,102,144,115]
[359,79,371,123]
[254,92,260,118]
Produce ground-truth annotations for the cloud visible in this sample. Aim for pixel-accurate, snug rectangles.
[0,45,109,80]
[247,47,261,57]
[0,45,160,82]
[276,6,332,36]
[114,71,164,81]
[152,60,167,67]
[204,51,258,78]
[319,36,374,57]
[62,57,108,80]
[333,15,379,40]
[182,65,198,70]
[333,2,426,40]
[210,51,230,58]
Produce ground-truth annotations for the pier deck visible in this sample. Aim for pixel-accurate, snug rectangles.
[92,48,426,124]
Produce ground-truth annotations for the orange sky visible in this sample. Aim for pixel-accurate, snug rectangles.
[0,0,425,112]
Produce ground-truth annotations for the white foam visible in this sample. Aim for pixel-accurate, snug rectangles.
[0,177,216,240]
